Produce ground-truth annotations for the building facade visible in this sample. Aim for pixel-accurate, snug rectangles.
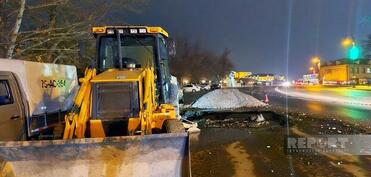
[303,73,319,84]
[249,74,275,82]
[248,74,286,85]
[319,59,371,84]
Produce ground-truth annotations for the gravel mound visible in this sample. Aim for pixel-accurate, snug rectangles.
[191,89,266,109]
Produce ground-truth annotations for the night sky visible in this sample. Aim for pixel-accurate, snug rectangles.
[111,0,371,79]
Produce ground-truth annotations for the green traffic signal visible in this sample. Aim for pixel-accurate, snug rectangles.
[348,45,361,60]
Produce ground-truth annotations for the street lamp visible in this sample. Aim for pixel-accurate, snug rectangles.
[311,56,320,64]
[309,66,315,74]
[182,79,189,84]
[342,37,353,48]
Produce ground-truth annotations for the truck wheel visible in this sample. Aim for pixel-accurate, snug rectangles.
[192,89,196,92]
[163,119,185,133]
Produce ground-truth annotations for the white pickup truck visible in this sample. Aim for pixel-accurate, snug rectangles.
[0,59,78,140]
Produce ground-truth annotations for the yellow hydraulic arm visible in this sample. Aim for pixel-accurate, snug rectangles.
[63,68,96,139]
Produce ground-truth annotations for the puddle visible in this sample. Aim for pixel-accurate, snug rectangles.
[225,141,256,177]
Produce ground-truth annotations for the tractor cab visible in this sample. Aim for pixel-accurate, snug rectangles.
[91,26,176,104]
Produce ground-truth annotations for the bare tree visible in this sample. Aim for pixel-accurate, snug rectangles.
[170,36,234,82]
[1,0,146,71]
[6,0,25,58]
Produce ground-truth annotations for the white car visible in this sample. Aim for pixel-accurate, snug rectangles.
[199,83,211,91]
[183,84,201,92]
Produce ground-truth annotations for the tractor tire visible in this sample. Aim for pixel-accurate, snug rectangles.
[163,119,185,133]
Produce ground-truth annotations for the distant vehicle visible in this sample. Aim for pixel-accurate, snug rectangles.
[199,83,211,91]
[281,81,291,87]
[183,84,201,92]
[210,83,221,90]
[294,79,304,86]
[323,80,345,85]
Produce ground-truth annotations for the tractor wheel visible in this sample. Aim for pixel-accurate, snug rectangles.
[163,119,185,133]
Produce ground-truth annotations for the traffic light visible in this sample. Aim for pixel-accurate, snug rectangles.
[348,44,361,60]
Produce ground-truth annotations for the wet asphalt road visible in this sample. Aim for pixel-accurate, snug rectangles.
[239,87,371,127]
[184,88,371,177]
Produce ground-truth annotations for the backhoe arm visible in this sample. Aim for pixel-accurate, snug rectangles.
[63,68,96,139]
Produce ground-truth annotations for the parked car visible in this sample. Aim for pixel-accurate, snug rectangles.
[210,83,221,90]
[199,83,211,91]
[183,84,201,92]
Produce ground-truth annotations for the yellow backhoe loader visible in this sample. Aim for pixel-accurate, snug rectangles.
[0,26,190,177]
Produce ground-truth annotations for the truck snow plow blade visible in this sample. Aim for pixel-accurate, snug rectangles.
[0,133,190,177]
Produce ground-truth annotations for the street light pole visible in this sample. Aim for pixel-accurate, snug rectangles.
[311,56,320,83]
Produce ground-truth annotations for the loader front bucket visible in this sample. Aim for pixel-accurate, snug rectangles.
[0,133,190,177]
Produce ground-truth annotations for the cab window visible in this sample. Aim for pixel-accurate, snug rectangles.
[99,36,156,70]
[159,37,170,82]
[0,80,13,106]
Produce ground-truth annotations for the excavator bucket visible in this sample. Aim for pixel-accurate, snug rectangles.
[0,133,190,177]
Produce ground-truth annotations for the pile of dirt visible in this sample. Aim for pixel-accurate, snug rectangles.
[191,89,266,109]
